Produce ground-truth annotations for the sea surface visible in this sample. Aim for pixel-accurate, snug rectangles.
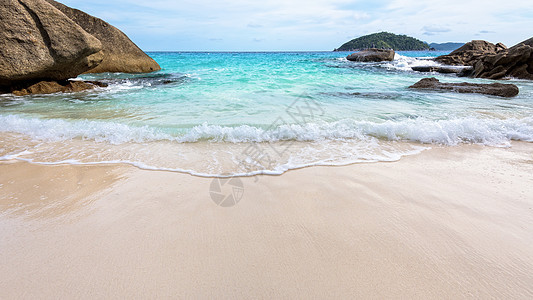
[1,51,533,176]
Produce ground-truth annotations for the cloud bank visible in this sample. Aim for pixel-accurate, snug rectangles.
[59,0,533,51]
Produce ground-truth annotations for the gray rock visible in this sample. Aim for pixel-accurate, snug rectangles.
[411,66,473,74]
[347,48,395,62]
[0,0,103,86]
[472,42,533,80]
[409,77,519,98]
[434,38,533,80]
[45,0,161,74]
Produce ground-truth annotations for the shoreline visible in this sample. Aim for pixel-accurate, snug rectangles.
[1,142,532,298]
[0,143,428,179]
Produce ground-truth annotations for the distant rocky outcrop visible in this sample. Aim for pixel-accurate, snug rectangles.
[336,32,429,51]
[0,0,104,87]
[435,38,533,80]
[45,0,160,74]
[346,49,395,62]
[409,78,519,98]
[429,42,465,51]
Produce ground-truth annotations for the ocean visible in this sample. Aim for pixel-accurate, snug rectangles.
[1,51,532,176]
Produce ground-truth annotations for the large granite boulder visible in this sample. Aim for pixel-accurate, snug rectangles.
[434,38,533,80]
[347,48,395,62]
[0,0,104,86]
[469,38,533,80]
[45,0,161,73]
[434,40,507,66]
[516,37,533,48]
[409,78,519,98]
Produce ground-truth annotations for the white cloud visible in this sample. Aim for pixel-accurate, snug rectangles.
[58,0,533,50]
[422,25,451,36]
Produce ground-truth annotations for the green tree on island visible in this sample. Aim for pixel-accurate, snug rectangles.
[335,32,430,51]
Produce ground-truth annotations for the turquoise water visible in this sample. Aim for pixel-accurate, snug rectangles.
[1,51,533,176]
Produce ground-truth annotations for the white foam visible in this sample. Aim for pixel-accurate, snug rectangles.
[2,114,531,177]
[1,146,428,178]
[0,114,173,144]
[1,115,532,146]
[0,150,33,161]
[381,53,444,72]
[179,118,533,146]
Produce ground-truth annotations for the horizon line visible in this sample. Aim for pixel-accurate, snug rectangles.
[143,49,450,53]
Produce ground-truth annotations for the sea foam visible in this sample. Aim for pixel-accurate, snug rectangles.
[1,114,532,146]
[381,53,444,72]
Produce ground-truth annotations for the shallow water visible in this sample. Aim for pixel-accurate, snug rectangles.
[1,51,532,176]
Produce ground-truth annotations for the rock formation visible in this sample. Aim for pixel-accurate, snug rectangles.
[409,78,519,98]
[0,0,104,87]
[45,0,160,74]
[10,80,108,96]
[346,49,395,62]
[0,0,160,95]
[434,40,507,66]
[469,38,533,80]
[435,38,533,80]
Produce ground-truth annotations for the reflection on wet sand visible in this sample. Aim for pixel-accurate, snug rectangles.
[0,162,127,219]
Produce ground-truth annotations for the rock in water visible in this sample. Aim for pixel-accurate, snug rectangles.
[10,80,108,96]
[411,66,473,74]
[0,0,103,86]
[346,48,395,62]
[45,0,161,73]
[434,40,506,66]
[470,38,533,80]
[433,38,533,80]
[409,78,519,98]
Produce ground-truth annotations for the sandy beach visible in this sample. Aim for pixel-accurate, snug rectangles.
[2,0,533,298]
[1,142,532,298]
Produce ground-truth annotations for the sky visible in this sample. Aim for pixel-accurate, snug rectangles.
[59,0,533,51]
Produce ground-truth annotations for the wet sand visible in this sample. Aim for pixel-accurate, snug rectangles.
[1,143,532,298]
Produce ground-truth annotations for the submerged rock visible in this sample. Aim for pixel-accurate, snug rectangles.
[346,48,395,62]
[45,0,161,74]
[0,0,103,86]
[409,78,519,98]
[411,66,473,74]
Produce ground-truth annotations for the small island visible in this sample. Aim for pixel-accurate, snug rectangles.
[335,32,430,51]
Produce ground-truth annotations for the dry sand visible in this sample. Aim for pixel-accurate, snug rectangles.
[1,143,532,299]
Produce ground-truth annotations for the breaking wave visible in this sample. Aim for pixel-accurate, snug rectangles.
[1,114,532,146]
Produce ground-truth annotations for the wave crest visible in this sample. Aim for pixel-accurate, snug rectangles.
[1,114,532,146]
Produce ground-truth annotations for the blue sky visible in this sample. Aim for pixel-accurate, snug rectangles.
[60,0,533,51]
